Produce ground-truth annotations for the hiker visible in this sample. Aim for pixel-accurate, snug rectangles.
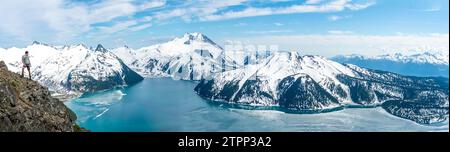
[21,51,31,79]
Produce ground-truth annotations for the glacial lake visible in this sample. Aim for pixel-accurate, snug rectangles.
[65,78,449,132]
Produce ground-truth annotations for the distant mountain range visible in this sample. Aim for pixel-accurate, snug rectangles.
[331,52,449,78]
[111,33,240,80]
[0,33,448,124]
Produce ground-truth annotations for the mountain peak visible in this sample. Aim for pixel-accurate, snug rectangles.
[62,43,88,50]
[32,41,41,45]
[184,32,210,41]
[31,41,50,46]
[179,32,216,45]
[95,44,108,52]
[184,32,206,39]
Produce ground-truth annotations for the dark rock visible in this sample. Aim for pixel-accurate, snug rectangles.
[0,68,77,132]
[277,75,339,110]
[0,61,7,70]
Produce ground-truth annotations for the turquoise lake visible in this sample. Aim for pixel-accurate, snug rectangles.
[65,78,449,132]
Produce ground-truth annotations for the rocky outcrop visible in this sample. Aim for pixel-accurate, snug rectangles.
[0,61,7,70]
[0,61,77,132]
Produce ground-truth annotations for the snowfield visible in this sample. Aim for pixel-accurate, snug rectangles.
[1,42,143,96]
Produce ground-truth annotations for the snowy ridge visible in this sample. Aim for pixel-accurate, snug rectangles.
[195,51,449,124]
[0,42,60,73]
[335,51,449,65]
[112,32,240,80]
[331,51,449,78]
[195,52,359,107]
[1,42,143,95]
[377,52,449,65]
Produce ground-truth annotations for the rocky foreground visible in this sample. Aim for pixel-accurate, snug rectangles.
[0,61,78,132]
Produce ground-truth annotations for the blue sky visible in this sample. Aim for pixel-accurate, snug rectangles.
[0,0,448,56]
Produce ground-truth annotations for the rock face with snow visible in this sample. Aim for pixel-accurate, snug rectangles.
[112,33,241,80]
[1,43,143,95]
[340,65,448,124]
[195,52,449,124]
[331,52,449,78]
[33,44,143,93]
[196,53,356,107]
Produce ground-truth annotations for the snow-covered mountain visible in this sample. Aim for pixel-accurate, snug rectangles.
[0,42,143,95]
[196,52,355,107]
[376,51,449,65]
[331,52,449,77]
[0,41,60,73]
[195,52,449,124]
[1,33,448,124]
[112,33,242,80]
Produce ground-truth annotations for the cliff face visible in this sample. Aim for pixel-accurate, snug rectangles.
[0,61,77,132]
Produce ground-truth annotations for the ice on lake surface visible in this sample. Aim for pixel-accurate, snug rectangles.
[65,78,449,132]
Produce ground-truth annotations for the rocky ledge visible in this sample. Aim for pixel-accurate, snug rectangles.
[1,61,78,132]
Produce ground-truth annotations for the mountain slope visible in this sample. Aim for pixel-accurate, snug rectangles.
[33,44,143,94]
[195,52,449,124]
[196,52,356,107]
[1,43,144,95]
[0,62,77,132]
[112,33,241,80]
[0,42,60,73]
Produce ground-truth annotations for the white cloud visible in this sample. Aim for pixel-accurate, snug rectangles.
[245,30,292,34]
[274,22,284,26]
[0,0,374,45]
[345,1,375,10]
[152,0,374,22]
[155,0,248,22]
[139,16,154,22]
[328,30,353,35]
[0,0,89,41]
[155,8,189,20]
[201,0,375,21]
[269,0,295,2]
[88,1,137,23]
[305,0,324,5]
[225,33,449,57]
[327,15,350,21]
[139,0,166,10]
[328,15,341,21]
[97,20,138,34]
[130,23,153,32]
[0,0,165,45]
[234,22,248,27]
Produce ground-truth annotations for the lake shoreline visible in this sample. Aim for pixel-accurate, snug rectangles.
[65,78,449,132]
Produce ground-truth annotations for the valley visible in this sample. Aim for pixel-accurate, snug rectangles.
[1,33,448,130]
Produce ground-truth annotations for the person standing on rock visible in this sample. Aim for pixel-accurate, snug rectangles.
[21,51,31,79]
